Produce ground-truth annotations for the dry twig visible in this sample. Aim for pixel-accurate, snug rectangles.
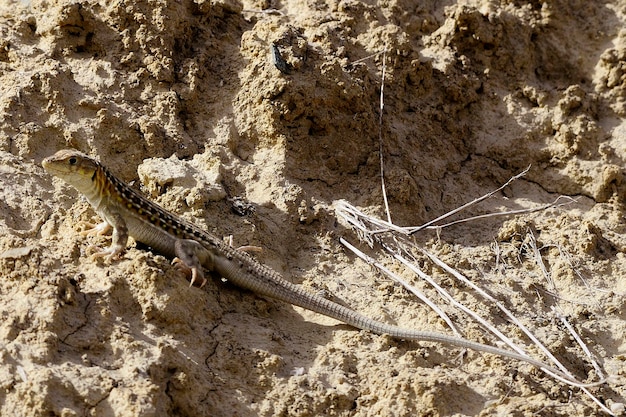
[335,170,612,414]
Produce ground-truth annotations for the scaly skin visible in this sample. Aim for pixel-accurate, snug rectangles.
[42,149,589,384]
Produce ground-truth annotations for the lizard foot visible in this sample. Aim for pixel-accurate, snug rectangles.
[172,257,207,288]
[87,243,124,262]
[78,221,112,237]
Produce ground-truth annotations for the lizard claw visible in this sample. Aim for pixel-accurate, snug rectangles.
[172,257,207,288]
[190,267,206,288]
[87,243,124,261]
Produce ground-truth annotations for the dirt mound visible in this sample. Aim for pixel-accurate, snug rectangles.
[0,0,624,415]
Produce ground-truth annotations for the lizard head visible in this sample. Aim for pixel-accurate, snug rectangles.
[42,149,101,193]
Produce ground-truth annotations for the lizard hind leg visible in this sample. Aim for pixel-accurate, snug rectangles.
[173,239,209,288]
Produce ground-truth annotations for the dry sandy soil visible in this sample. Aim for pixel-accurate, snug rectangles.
[0,0,625,415]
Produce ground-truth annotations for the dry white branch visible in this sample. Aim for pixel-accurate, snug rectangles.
[430,195,578,229]
[552,306,605,379]
[418,248,602,386]
[523,228,557,293]
[334,168,613,414]
[335,195,577,240]
[378,47,392,224]
[407,166,530,234]
[340,237,462,338]
[393,247,528,354]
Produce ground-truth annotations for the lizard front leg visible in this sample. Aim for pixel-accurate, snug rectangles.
[89,206,129,261]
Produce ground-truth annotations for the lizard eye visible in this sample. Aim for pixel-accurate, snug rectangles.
[69,157,77,165]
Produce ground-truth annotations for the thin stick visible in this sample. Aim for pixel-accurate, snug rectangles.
[552,306,605,379]
[378,47,392,224]
[428,197,578,229]
[241,8,285,15]
[523,228,617,414]
[407,166,531,234]
[348,51,385,65]
[524,228,556,293]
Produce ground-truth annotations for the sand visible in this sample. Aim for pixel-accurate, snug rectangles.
[0,0,624,415]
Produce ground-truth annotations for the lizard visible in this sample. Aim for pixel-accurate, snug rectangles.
[41,149,593,385]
